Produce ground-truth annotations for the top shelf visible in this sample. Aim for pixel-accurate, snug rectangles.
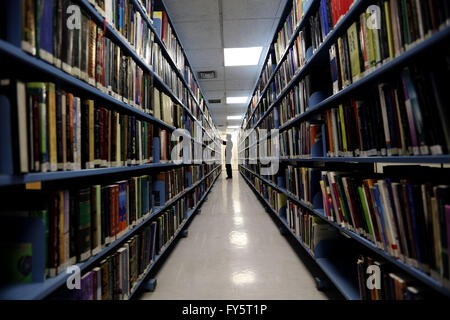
[240,0,450,143]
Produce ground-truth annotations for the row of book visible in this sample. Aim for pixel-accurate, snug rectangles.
[310,0,354,53]
[153,10,184,76]
[153,7,203,105]
[246,59,450,160]
[2,80,213,173]
[285,166,321,207]
[242,0,312,130]
[59,197,187,300]
[241,170,287,217]
[274,30,309,97]
[240,168,339,257]
[16,0,205,121]
[55,171,220,300]
[0,174,153,282]
[89,0,200,103]
[357,254,434,300]
[319,169,450,286]
[279,121,324,159]
[0,165,218,285]
[153,164,217,207]
[278,75,312,125]
[328,0,450,94]
[285,200,339,256]
[324,66,450,158]
[274,0,313,64]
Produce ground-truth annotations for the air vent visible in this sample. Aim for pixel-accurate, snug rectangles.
[198,71,216,80]
[208,99,222,104]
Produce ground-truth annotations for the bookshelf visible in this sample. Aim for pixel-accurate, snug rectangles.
[238,0,450,300]
[0,166,220,300]
[0,0,222,300]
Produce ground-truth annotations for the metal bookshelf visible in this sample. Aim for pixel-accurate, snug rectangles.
[0,0,223,300]
[238,0,450,300]
[239,165,450,298]
[128,169,221,299]
[239,170,360,300]
[240,0,450,143]
[0,166,221,300]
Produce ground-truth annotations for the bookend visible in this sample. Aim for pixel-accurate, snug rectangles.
[142,278,157,292]
[180,229,188,238]
[314,276,333,291]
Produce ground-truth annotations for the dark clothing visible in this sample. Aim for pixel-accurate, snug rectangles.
[226,164,232,179]
[223,139,233,179]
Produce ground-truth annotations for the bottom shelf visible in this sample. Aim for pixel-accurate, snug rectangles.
[0,169,221,300]
[240,170,360,300]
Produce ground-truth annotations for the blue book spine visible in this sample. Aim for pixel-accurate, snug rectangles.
[152,179,166,207]
[373,185,389,251]
[119,0,123,31]
[153,136,160,163]
[39,0,54,61]
[119,182,127,228]
[406,184,422,264]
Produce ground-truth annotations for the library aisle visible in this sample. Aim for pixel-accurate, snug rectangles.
[140,171,330,300]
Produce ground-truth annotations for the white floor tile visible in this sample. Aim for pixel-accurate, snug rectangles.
[140,172,330,300]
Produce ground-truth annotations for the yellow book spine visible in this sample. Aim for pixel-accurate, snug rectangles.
[347,23,361,82]
[384,1,395,59]
[48,83,57,171]
[365,12,376,68]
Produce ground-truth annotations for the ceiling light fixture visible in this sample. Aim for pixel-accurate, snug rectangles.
[227,115,243,120]
[226,96,248,104]
[224,47,263,66]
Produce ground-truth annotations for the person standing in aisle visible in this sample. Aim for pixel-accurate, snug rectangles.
[223,134,233,179]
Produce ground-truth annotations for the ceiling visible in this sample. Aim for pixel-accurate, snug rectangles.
[164,0,287,130]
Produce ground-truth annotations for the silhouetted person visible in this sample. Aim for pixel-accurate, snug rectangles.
[223,134,233,179]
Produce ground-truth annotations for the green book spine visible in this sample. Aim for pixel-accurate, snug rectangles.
[347,23,361,83]
[358,186,375,239]
[400,0,411,45]
[78,188,91,261]
[27,82,48,172]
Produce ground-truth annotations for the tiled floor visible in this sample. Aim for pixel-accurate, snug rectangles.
[140,171,331,300]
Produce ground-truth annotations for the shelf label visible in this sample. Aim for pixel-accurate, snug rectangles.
[25,181,42,190]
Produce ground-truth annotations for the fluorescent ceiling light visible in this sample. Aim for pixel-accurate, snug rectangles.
[227,126,240,129]
[227,115,243,120]
[227,96,248,104]
[224,47,263,66]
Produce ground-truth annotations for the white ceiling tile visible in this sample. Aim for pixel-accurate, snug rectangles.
[174,21,222,50]
[199,80,225,91]
[164,0,220,22]
[225,65,259,81]
[225,79,255,91]
[222,0,283,20]
[204,90,226,100]
[223,19,275,47]
[185,49,224,68]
